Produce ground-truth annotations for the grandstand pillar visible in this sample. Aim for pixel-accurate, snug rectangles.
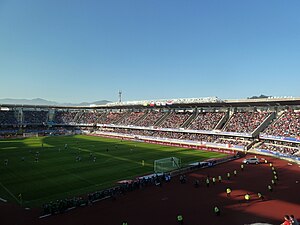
[48,109,55,124]
[17,108,23,125]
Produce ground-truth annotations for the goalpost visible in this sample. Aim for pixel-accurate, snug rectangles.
[154,157,181,173]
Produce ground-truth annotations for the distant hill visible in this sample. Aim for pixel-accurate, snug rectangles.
[247,94,271,99]
[0,98,111,106]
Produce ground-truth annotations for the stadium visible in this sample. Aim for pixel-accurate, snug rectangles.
[1,96,300,225]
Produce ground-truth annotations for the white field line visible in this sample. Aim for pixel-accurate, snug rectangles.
[0,181,19,203]
[0,197,7,202]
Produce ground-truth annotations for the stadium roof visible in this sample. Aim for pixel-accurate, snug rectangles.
[1,97,300,109]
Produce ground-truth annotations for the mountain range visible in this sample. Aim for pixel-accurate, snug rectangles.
[0,98,111,106]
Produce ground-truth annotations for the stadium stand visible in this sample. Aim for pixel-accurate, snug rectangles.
[189,112,225,130]
[224,111,271,133]
[23,110,48,124]
[262,110,300,138]
[97,111,127,124]
[259,140,300,156]
[1,97,300,159]
[0,111,18,125]
[159,111,192,128]
[135,111,165,127]
[76,111,101,124]
[117,111,145,125]
[54,111,78,124]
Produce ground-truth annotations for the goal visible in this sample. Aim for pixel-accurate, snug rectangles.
[154,157,181,173]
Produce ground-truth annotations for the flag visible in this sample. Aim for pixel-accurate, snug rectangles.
[166,100,173,105]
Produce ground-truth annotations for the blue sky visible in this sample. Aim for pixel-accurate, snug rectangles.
[0,0,300,103]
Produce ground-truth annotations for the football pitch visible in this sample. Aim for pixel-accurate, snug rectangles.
[0,135,227,207]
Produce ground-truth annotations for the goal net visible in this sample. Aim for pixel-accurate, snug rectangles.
[154,157,181,173]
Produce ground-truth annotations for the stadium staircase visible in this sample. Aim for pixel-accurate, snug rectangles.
[92,112,102,124]
[251,112,276,137]
[74,111,83,123]
[245,139,260,150]
[221,110,235,131]
[134,111,149,125]
[215,111,229,130]
[154,111,171,126]
[182,110,197,128]
[115,112,131,124]
[264,110,285,128]
[17,109,23,124]
[249,141,264,151]
[45,111,50,124]
[97,112,108,123]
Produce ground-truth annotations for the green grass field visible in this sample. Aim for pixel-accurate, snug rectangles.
[0,135,227,207]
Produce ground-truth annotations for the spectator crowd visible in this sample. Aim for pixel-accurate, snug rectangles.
[135,111,165,127]
[0,111,18,125]
[189,112,225,130]
[263,110,300,138]
[117,111,145,125]
[159,112,192,129]
[23,111,48,124]
[224,111,271,133]
[259,140,300,156]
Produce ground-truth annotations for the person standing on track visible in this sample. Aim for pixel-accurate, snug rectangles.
[281,215,292,225]
[226,187,232,197]
[214,206,221,216]
[206,177,210,187]
[218,175,222,183]
[212,177,216,185]
[245,193,250,203]
[227,172,231,180]
[177,214,184,225]
[241,164,244,171]
[234,170,237,176]
[268,184,273,192]
[194,179,200,188]
[290,215,299,225]
[257,192,264,201]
